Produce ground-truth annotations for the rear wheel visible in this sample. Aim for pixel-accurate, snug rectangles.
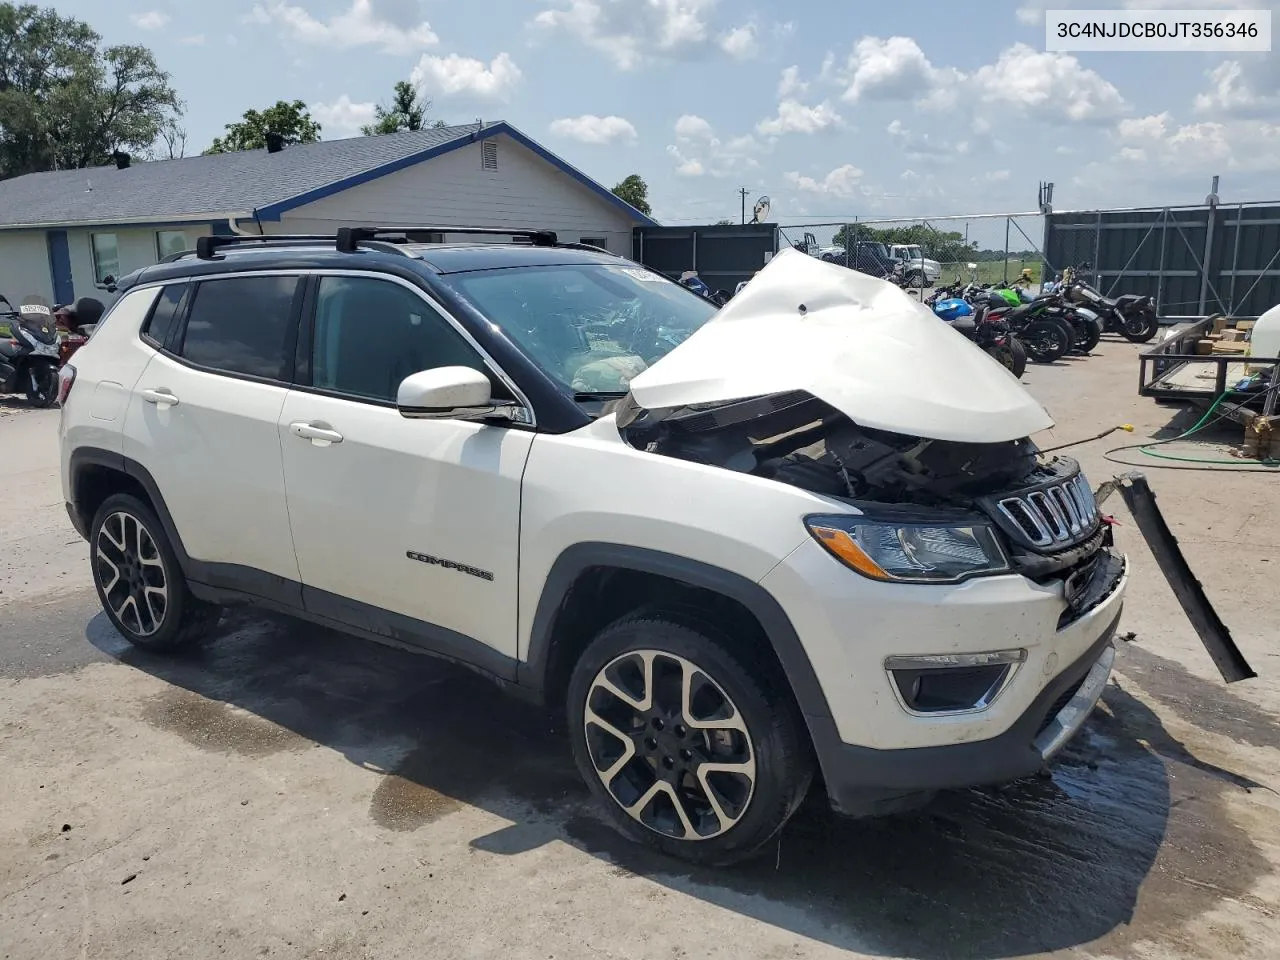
[24,362,58,408]
[567,614,813,866]
[1074,315,1102,353]
[906,270,927,289]
[987,337,1028,378]
[90,494,220,652]
[1121,308,1159,343]
[1021,319,1071,363]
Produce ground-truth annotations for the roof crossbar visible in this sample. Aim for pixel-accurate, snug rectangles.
[335,225,558,253]
[194,234,334,260]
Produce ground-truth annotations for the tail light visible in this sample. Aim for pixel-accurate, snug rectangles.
[57,364,76,405]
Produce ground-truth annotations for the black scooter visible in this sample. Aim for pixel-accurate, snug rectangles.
[0,295,61,407]
[1062,263,1159,343]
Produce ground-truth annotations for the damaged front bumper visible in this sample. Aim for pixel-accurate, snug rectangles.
[1095,472,1255,683]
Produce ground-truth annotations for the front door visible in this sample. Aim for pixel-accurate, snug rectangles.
[278,274,533,675]
[46,230,73,304]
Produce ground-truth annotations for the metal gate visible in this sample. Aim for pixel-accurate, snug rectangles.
[632,223,778,294]
[1044,201,1280,318]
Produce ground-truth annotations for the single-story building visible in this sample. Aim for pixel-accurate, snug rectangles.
[0,121,657,306]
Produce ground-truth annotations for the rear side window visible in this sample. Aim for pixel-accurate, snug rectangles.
[142,284,186,347]
[179,276,300,380]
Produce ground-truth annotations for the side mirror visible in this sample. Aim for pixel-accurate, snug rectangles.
[397,366,523,422]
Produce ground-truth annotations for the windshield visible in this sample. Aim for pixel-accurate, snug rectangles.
[441,263,720,395]
[901,246,924,261]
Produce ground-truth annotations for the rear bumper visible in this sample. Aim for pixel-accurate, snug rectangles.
[815,618,1119,817]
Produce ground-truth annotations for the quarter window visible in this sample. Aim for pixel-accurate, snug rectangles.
[90,233,120,285]
[179,276,300,380]
[142,284,186,347]
[311,276,502,403]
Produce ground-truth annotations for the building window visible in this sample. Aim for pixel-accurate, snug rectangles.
[481,140,498,171]
[156,230,188,260]
[90,233,120,285]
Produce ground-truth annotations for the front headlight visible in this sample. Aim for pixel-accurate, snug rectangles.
[805,514,1010,584]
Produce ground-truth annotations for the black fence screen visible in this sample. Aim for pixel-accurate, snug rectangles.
[632,223,778,295]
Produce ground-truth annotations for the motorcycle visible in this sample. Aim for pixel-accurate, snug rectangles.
[679,271,730,306]
[1060,263,1160,343]
[53,298,106,367]
[992,282,1101,355]
[929,291,1028,377]
[0,295,61,407]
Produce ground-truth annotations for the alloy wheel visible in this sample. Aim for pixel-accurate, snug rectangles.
[95,511,169,637]
[583,650,756,841]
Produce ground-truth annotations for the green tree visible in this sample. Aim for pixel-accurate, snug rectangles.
[0,3,182,178]
[611,173,651,216]
[204,99,321,154]
[360,80,445,136]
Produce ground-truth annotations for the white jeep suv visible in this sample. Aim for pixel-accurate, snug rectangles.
[59,231,1127,865]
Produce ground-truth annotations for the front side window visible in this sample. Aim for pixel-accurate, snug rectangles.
[311,276,499,403]
[156,230,187,260]
[90,233,120,285]
[179,275,300,380]
[441,263,719,395]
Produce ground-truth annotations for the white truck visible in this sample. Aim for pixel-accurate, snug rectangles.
[888,244,942,287]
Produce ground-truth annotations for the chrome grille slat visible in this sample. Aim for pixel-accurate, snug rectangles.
[995,474,1100,549]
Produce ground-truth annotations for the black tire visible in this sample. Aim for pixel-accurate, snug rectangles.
[1121,308,1159,343]
[567,612,814,866]
[987,337,1027,378]
[89,493,221,653]
[24,362,58,408]
[1021,319,1071,363]
[1073,315,1101,353]
[907,270,927,289]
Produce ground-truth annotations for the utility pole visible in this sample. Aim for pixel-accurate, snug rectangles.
[738,187,750,224]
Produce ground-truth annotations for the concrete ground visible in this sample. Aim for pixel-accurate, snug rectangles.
[2,343,1278,960]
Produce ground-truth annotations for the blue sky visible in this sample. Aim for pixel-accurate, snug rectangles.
[57,0,1280,240]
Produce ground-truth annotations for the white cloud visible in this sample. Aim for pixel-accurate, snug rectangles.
[131,10,169,30]
[986,169,1011,182]
[773,21,795,38]
[667,116,763,177]
[756,99,843,136]
[720,23,758,59]
[310,95,377,136]
[666,144,706,176]
[777,65,808,98]
[837,36,962,108]
[885,119,963,163]
[246,0,438,54]
[1117,112,1170,140]
[550,114,638,144]
[784,163,864,197]
[973,44,1126,122]
[532,0,717,70]
[1118,147,1147,162]
[1193,58,1280,115]
[410,52,523,100]
[674,114,714,139]
[1166,121,1233,163]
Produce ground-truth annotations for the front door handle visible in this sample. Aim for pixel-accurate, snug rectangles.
[290,421,344,446]
[140,388,179,407]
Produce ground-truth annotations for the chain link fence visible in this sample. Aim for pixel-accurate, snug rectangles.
[776,213,1048,290]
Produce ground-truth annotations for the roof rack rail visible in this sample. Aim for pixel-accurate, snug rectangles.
[194,235,334,260]
[335,226,558,253]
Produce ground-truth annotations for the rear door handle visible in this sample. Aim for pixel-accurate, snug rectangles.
[140,388,179,407]
[290,421,344,445]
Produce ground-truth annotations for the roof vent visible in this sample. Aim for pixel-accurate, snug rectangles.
[266,132,285,154]
[112,151,131,170]
[482,139,498,171]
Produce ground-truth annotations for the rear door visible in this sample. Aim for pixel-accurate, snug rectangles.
[122,273,305,602]
[277,272,533,674]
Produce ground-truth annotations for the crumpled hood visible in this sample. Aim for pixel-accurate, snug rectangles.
[627,248,1054,444]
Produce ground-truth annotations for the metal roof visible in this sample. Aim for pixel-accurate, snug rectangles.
[0,122,659,229]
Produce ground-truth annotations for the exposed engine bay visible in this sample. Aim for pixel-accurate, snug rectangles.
[621,390,1044,507]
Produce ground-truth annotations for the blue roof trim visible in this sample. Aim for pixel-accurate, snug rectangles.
[255,121,659,227]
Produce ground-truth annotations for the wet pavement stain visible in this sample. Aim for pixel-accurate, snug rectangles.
[91,611,1276,959]
[141,688,306,758]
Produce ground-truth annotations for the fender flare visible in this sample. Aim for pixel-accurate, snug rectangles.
[519,542,834,724]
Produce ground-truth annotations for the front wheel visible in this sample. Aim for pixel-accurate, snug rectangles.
[1073,316,1101,354]
[906,271,927,289]
[24,362,59,408]
[567,614,813,866]
[1121,309,1159,343]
